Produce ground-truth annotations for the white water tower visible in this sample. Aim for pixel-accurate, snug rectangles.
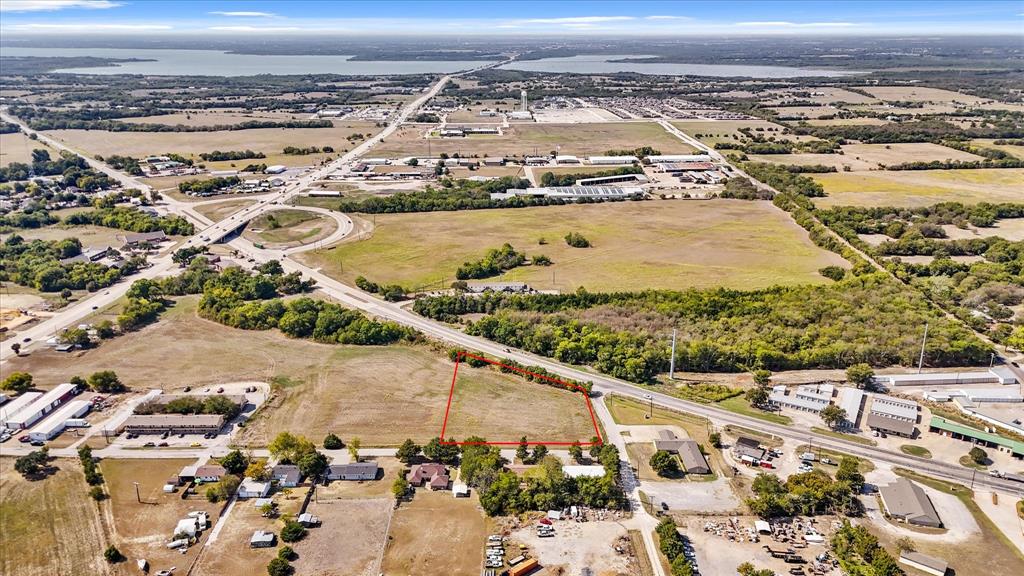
[520,89,528,112]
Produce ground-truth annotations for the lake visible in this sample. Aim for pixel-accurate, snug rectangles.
[0,47,495,76]
[499,54,860,78]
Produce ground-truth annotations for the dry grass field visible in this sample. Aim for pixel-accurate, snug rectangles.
[100,458,222,576]
[0,457,116,576]
[0,223,126,249]
[372,122,695,158]
[290,499,393,576]
[853,86,985,104]
[42,120,379,160]
[318,457,403,500]
[297,200,847,292]
[443,361,597,443]
[670,119,789,144]
[7,297,587,447]
[116,110,307,127]
[842,142,984,165]
[381,490,486,576]
[746,153,878,171]
[0,131,55,166]
[811,169,1024,208]
[769,106,840,119]
[242,208,338,248]
[804,117,890,126]
[972,139,1024,160]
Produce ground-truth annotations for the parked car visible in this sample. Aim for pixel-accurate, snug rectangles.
[820,458,835,465]
[30,440,44,447]
[158,442,169,447]
[143,442,156,447]
[18,435,31,443]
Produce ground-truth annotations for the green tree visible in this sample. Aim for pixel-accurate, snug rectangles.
[61,327,91,348]
[752,369,772,387]
[969,446,988,465]
[347,437,361,463]
[90,486,106,501]
[297,451,328,479]
[846,363,876,389]
[277,545,296,561]
[103,545,125,564]
[14,449,48,477]
[709,432,722,448]
[820,404,848,429]
[516,436,530,463]
[323,433,343,450]
[671,555,694,576]
[745,385,768,408]
[268,432,317,464]
[423,437,460,464]
[568,442,584,463]
[280,520,307,543]
[1,371,33,393]
[392,477,410,500]
[1008,326,1024,351]
[94,319,116,339]
[246,461,271,481]
[396,439,421,464]
[266,557,293,576]
[87,370,125,393]
[220,449,248,475]
[650,450,681,478]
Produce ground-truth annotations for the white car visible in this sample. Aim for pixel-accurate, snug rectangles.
[798,464,813,473]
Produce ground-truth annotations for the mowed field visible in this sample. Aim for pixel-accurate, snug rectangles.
[811,169,1024,208]
[5,297,586,446]
[842,142,984,165]
[972,139,1024,160]
[193,198,258,221]
[290,499,393,576]
[0,223,126,249]
[242,208,338,248]
[372,122,695,158]
[670,119,788,144]
[0,457,117,576]
[0,131,55,166]
[41,120,379,161]
[381,490,486,576]
[443,361,597,443]
[298,200,847,292]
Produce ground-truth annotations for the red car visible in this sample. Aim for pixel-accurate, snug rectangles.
[18,435,31,443]
[538,518,552,526]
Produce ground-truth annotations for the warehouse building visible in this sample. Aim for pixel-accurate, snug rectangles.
[587,155,639,165]
[575,173,648,186]
[899,551,948,576]
[0,391,43,429]
[3,383,78,430]
[654,162,717,173]
[768,384,834,414]
[928,416,1024,459]
[866,395,919,437]
[836,388,866,429]
[645,154,712,164]
[873,367,1016,388]
[492,186,643,201]
[879,478,942,527]
[923,387,1022,403]
[27,400,91,442]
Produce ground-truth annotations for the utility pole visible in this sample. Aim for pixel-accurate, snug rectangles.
[917,322,929,374]
[133,481,141,503]
[669,329,678,380]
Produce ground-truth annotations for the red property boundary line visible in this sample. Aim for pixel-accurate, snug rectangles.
[439,351,604,447]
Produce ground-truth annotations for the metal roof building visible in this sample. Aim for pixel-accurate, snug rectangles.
[899,551,949,576]
[0,392,43,428]
[874,367,1016,388]
[878,478,941,528]
[492,186,643,201]
[929,416,1024,458]
[3,383,77,430]
[869,395,918,422]
[27,400,90,442]
[645,154,712,164]
[587,155,638,165]
[836,387,866,428]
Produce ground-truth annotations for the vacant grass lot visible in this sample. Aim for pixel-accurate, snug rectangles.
[373,122,695,158]
[811,169,1024,208]
[0,223,126,249]
[381,490,485,576]
[42,120,378,161]
[298,200,846,292]
[0,457,115,576]
[193,198,257,221]
[0,131,55,166]
[972,139,1024,160]
[843,142,984,165]
[670,119,789,144]
[443,362,597,443]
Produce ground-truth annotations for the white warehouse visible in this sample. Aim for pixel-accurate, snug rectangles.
[645,154,712,164]
[3,383,78,430]
[0,391,43,429]
[28,400,91,442]
[587,155,639,165]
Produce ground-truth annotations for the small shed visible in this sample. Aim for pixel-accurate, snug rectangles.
[452,483,470,497]
[249,530,276,548]
[297,512,320,527]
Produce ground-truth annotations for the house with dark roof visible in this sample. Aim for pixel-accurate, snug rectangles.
[271,464,301,487]
[326,462,380,481]
[653,430,710,474]
[733,437,765,461]
[407,463,449,490]
[879,478,942,527]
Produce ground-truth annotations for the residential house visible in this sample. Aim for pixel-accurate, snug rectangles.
[326,462,380,481]
[237,479,271,499]
[271,464,301,487]
[407,463,449,490]
[879,478,942,528]
[194,464,226,483]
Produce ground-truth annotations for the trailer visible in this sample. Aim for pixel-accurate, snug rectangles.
[510,558,539,576]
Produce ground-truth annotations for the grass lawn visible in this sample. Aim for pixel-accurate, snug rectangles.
[795,445,875,473]
[443,361,597,444]
[298,200,846,293]
[373,121,695,158]
[0,131,56,166]
[959,455,989,470]
[381,490,486,576]
[810,169,1024,208]
[809,426,878,446]
[971,139,1024,160]
[242,208,337,247]
[890,468,1024,576]
[900,444,933,458]
[716,396,792,426]
[0,457,115,576]
[2,223,127,250]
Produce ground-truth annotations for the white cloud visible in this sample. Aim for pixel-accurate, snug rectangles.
[734,21,858,27]
[209,11,275,17]
[11,22,170,30]
[518,16,634,24]
[644,15,692,21]
[0,0,119,12]
[207,26,303,32]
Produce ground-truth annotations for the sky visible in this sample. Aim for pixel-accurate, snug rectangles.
[1,0,1023,36]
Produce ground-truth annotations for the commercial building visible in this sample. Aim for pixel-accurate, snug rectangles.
[0,391,43,429]
[733,437,766,461]
[924,387,1022,403]
[645,154,712,164]
[554,155,580,164]
[878,478,942,527]
[873,367,1016,388]
[123,230,167,247]
[836,388,866,428]
[326,462,380,481]
[27,400,90,442]
[3,383,78,430]
[654,162,717,173]
[492,186,643,202]
[768,384,834,414]
[866,395,918,437]
[928,416,1024,459]
[587,155,639,165]
[653,430,711,474]
[574,173,649,186]
[122,414,226,435]
[264,165,287,174]
[899,551,948,576]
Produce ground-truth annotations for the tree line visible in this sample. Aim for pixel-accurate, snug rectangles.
[199,150,266,161]
[455,243,527,280]
[0,235,142,292]
[538,165,643,187]
[178,176,241,195]
[65,206,194,235]
[0,149,115,191]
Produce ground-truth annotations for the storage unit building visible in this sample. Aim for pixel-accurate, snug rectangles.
[0,392,43,429]
[3,383,77,430]
[27,400,90,441]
